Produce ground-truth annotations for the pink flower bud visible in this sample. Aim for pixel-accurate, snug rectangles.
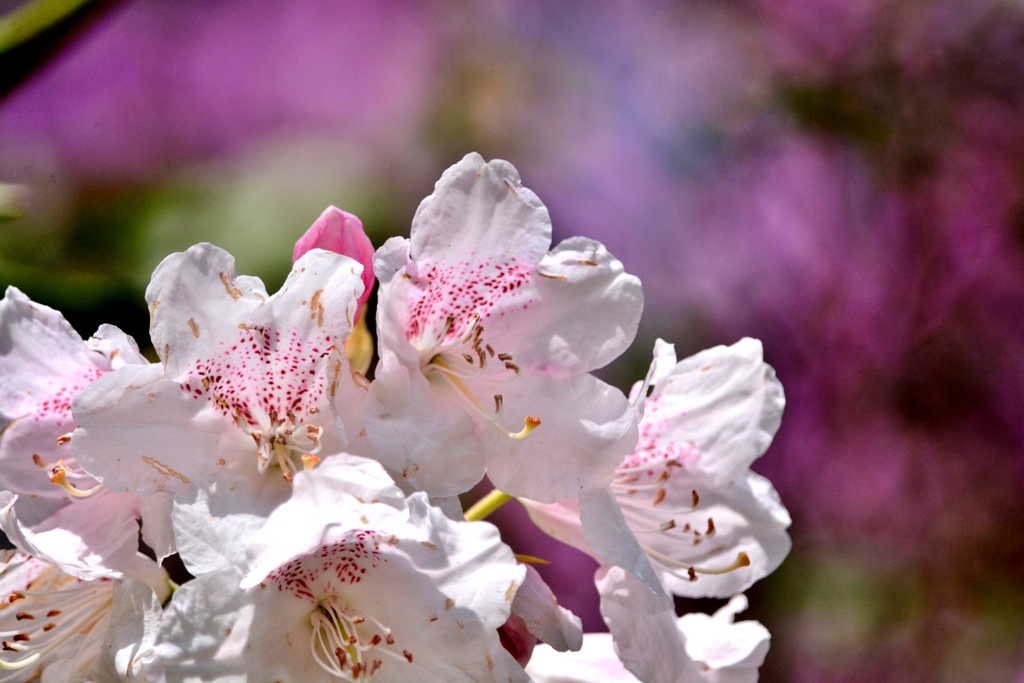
[497,612,538,667]
[293,206,375,316]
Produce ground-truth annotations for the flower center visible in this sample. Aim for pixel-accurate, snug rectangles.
[309,596,409,681]
[612,452,749,583]
[420,314,540,441]
[182,326,334,480]
[0,562,113,678]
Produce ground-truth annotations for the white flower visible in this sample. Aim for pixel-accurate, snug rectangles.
[0,286,172,576]
[0,550,168,683]
[526,590,769,683]
[159,454,529,682]
[366,152,643,501]
[70,244,369,575]
[523,339,791,598]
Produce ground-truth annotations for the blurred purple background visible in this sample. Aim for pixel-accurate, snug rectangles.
[3,1,1024,681]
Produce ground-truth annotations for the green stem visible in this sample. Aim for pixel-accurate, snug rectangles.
[0,0,92,55]
[464,489,512,521]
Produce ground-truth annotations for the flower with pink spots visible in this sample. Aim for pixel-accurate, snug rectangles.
[70,244,370,575]
[523,338,792,599]
[158,454,529,683]
[366,153,644,501]
[0,287,172,579]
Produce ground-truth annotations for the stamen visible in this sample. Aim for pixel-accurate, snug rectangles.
[56,434,72,446]
[509,417,541,440]
[642,545,752,582]
[48,460,103,498]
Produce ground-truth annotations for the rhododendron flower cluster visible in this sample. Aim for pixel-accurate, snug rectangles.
[0,153,790,682]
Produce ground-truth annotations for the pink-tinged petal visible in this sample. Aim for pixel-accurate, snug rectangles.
[519,497,592,557]
[526,635,641,683]
[0,417,74,527]
[498,611,538,667]
[293,206,375,314]
[0,287,96,421]
[596,565,704,683]
[365,354,486,498]
[0,491,140,581]
[72,364,246,495]
[481,372,636,502]
[511,564,583,653]
[643,338,784,487]
[410,152,552,269]
[146,242,268,380]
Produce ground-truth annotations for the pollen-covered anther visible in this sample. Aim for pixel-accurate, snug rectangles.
[509,416,541,440]
[48,459,104,499]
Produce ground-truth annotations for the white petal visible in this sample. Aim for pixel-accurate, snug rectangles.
[95,578,163,682]
[156,567,257,682]
[140,491,177,564]
[482,372,636,502]
[72,364,244,495]
[511,564,583,652]
[172,475,291,577]
[365,354,486,497]
[647,338,784,486]
[410,153,552,270]
[87,324,148,368]
[678,595,770,678]
[579,489,669,607]
[526,635,640,683]
[146,243,268,379]
[248,248,364,347]
[596,565,704,683]
[495,237,643,375]
[0,491,140,581]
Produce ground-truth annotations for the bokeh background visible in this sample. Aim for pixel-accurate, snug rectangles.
[3,1,1024,681]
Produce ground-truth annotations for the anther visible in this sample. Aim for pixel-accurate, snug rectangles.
[463,354,474,364]
[706,518,715,537]
[509,417,541,440]
[56,433,72,446]
[494,394,503,415]
[31,454,47,469]
[652,489,666,506]
[49,460,103,498]
[691,490,699,508]
[282,471,294,484]
[504,362,520,375]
